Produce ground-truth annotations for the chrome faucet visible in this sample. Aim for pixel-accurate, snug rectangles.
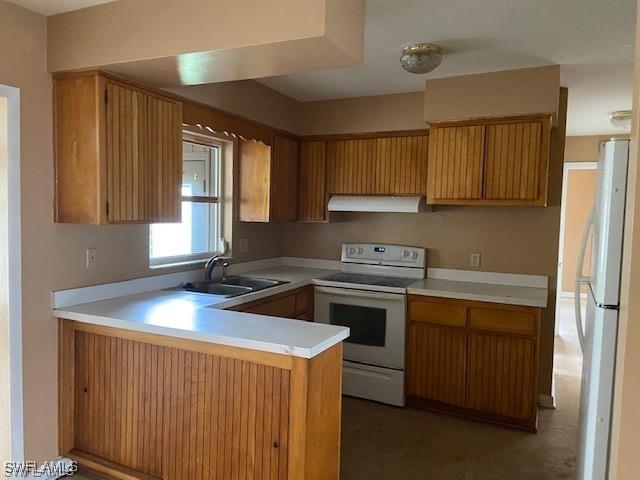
[204,255,230,282]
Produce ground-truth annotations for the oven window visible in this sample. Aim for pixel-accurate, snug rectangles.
[329,303,386,347]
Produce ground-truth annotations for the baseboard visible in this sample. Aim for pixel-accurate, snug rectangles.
[538,393,556,409]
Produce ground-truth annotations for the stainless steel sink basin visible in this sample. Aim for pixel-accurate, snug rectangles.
[222,276,284,290]
[183,282,252,297]
[182,276,289,298]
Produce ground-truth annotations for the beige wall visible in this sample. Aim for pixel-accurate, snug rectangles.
[561,168,596,293]
[424,65,561,124]
[565,134,628,162]
[0,94,9,463]
[282,69,567,397]
[298,91,426,135]
[166,81,300,134]
[0,0,284,462]
[48,0,365,86]
[609,1,640,475]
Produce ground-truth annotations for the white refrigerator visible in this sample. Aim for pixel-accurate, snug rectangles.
[575,139,630,480]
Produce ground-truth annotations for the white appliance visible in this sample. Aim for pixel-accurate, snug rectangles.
[314,243,426,406]
[575,139,629,480]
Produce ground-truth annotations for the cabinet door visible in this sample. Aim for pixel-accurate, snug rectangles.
[466,332,537,422]
[105,82,182,224]
[326,135,428,196]
[245,294,297,318]
[239,139,272,222]
[298,141,327,222]
[105,82,148,223]
[406,322,467,407]
[271,135,298,222]
[372,135,428,194]
[427,125,485,202]
[326,138,375,194]
[484,118,551,203]
[145,93,182,223]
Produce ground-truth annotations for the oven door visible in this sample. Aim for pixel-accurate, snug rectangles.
[314,286,406,370]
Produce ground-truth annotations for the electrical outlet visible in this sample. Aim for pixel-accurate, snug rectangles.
[470,252,481,268]
[86,248,97,269]
[239,238,249,254]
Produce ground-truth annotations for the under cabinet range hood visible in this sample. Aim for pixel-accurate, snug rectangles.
[327,195,430,213]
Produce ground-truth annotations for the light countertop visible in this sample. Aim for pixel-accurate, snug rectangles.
[53,260,549,360]
[54,266,347,359]
[407,277,548,308]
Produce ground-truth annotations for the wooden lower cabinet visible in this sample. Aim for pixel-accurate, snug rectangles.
[406,322,466,407]
[228,286,314,321]
[59,320,342,480]
[406,295,541,431]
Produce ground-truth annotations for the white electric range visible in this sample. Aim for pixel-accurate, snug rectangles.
[314,243,426,406]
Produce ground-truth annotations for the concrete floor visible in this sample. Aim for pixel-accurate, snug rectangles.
[73,299,583,480]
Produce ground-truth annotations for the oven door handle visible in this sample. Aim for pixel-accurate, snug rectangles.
[314,285,406,301]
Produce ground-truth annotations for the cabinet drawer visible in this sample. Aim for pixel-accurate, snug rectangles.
[469,307,537,336]
[409,300,467,327]
[247,295,296,318]
[295,288,313,316]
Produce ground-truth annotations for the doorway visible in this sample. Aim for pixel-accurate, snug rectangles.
[553,160,598,411]
[0,84,23,463]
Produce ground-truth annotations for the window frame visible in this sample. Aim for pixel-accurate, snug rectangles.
[149,138,226,268]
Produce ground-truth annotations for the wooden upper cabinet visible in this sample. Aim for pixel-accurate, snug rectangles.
[325,133,428,196]
[298,140,327,222]
[426,114,552,206]
[427,125,485,201]
[238,134,298,222]
[238,139,272,222]
[484,120,549,202]
[54,72,182,224]
[271,135,299,222]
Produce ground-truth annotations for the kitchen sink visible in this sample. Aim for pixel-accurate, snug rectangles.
[222,276,285,290]
[182,276,289,298]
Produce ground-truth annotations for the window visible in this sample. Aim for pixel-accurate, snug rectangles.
[149,141,224,266]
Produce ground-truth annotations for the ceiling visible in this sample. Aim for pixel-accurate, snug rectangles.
[259,0,637,136]
[6,0,115,15]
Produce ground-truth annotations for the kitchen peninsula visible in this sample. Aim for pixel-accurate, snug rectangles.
[55,266,348,480]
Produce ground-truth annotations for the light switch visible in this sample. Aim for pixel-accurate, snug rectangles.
[239,238,249,254]
[470,252,481,268]
[86,248,97,269]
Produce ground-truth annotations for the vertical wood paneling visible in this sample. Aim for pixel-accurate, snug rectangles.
[74,331,289,479]
[427,125,485,201]
[466,332,537,421]
[105,81,181,224]
[238,139,272,222]
[298,141,327,222]
[484,120,544,200]
[325,134,428,196]
[406,323,467,407]
[271,135,299,222]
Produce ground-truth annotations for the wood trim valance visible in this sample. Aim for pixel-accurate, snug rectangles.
[182,101,274,145]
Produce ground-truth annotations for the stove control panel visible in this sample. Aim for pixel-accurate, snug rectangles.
[341,243,426,268]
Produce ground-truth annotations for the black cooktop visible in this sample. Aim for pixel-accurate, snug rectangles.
[319,272,417,289]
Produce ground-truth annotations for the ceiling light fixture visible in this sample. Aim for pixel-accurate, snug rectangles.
[610,110,633,130]
[400,43,442,74]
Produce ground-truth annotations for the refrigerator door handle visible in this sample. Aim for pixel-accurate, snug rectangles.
[575,207,594,352]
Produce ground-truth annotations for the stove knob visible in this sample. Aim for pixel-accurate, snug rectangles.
[348,247,356,256]
[357,247,364,254]
[412,252,419,259]
[402,250,410,258]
